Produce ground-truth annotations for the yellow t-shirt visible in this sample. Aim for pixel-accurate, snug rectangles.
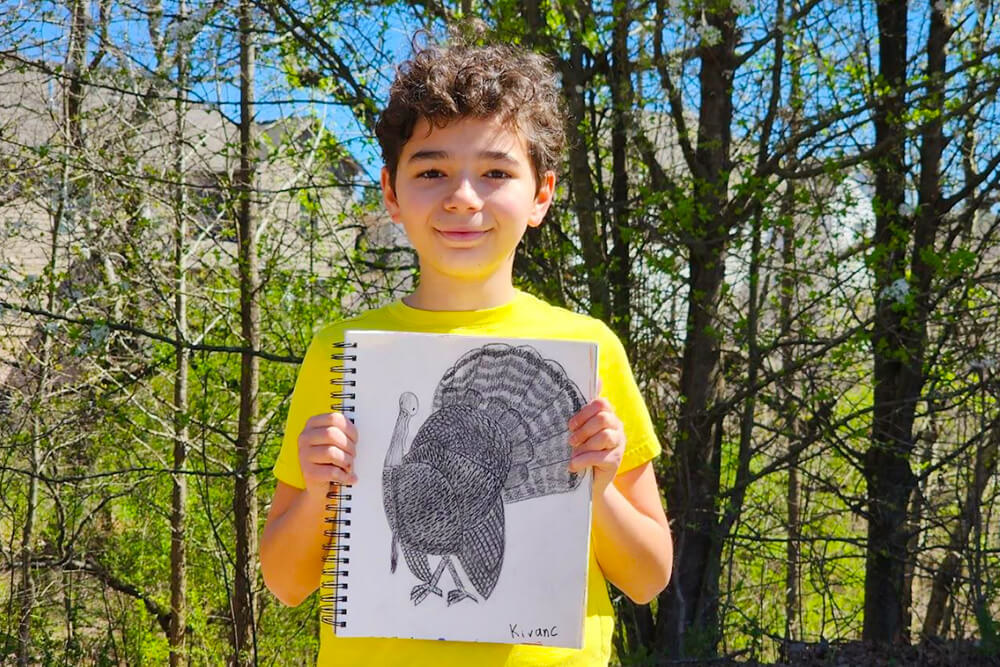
[273,290,661,667]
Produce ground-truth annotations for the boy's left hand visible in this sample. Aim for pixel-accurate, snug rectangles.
[567,397,625,492]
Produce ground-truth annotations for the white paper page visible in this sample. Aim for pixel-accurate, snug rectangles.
[337,331,596,648]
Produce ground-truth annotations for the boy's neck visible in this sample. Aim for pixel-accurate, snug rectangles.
[403,274,518,312]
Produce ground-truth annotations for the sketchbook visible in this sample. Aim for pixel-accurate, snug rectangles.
[321,330,597,648]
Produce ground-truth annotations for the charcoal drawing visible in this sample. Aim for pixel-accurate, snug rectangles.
[381,344,586,606]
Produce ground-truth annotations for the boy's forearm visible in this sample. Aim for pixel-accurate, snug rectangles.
[260,486,330,607]
[592,477,673,605]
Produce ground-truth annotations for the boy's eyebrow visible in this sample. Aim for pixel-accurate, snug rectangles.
[406,150,520,164]
[479,150,519,164]
[408,150,448,162]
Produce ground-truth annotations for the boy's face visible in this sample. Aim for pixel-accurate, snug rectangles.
[381,116,555,289]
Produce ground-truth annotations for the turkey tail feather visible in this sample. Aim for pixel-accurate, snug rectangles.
[433,344,587,503]
[457,498,505,599]
[390,534,399,573]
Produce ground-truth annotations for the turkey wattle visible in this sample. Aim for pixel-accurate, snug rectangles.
[381,343,586,606]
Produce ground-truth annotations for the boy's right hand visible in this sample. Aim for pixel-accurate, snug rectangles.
[297,412,359,501]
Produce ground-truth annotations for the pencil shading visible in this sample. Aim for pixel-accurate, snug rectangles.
[381,344,586,606]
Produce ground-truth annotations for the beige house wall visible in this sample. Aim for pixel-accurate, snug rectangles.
[0,66,405,393]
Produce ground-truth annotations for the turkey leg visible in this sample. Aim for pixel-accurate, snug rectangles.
[410,557,447,605]
[445,557,478,606]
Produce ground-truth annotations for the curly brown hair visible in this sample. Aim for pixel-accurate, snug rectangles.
[375,39,566,189]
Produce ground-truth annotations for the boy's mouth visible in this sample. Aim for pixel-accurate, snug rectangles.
[435,229,489,243]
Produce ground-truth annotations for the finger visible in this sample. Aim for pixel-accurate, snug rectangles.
[572,428,624,455]
[567,397,613,431]
[568,411,622,447]
[298,425,355,453]
[304,412,358,442]
[339,415,359,443]
[568,446,624,474]
[306,463,357,486]
[304,445,355,470]
[322,427,358,455]
[303,412,338,429]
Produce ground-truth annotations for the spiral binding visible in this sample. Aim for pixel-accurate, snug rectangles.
[319,340,357,629]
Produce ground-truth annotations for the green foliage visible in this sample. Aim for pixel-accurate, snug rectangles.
[615,644,658,666]
[976,603,1000,657]
[5,0,1000,662]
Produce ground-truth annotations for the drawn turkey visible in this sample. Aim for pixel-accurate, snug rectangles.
[381,343,586,606]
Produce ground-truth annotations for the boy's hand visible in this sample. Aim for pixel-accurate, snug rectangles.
[567,397,625,492]
[298,412,359,501]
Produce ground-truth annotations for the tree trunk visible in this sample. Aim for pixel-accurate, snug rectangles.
[608,0,632,346]
[785,448,800,642]
[865,0,947,643]
[16,18,84,655]
[556,2,610,319]
[923,409,999,637]
[18,425,40,667]
[232,0,259,662]
[19,167,67,667]
[923,3,990,638]
[902,425,935,636]
[65,0,87,151]
[780,31,801,638]
[865,0,910,644]
[169,8,189,663]
[657,4,737,657]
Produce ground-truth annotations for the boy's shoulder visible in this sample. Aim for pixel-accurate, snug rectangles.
[513,290,613,332]
[504,292,630,361]
[308,301,399,345]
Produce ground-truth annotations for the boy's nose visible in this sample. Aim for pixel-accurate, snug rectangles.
[443,177,483,211]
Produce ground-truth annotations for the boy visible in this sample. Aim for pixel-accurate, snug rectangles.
[260,38,673,666]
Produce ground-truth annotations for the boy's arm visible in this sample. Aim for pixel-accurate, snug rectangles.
[592,462,672,605]
[569,397,672,604]
[262,412,359,606]
[260,482,327,606]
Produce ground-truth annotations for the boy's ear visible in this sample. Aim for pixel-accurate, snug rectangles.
[528,171,557,228]
[381,167,402,222]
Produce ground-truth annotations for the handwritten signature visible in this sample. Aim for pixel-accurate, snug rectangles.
[509,623,559,640]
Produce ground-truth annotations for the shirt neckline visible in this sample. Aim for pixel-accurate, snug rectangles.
[385,290,533,327]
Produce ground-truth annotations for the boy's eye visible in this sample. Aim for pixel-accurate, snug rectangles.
[417,169,444,179]
[484,169,512,179]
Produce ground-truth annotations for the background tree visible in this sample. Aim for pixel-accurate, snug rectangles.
[3,0,1000,664]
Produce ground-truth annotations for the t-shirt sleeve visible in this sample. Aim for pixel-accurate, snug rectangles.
[273,325,342,489]
[596,325,661,473]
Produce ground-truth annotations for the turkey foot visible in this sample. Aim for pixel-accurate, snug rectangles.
[410,557,448,605]
[410,582,443,605]
[447,588,477,606]
[445,557,478,606]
